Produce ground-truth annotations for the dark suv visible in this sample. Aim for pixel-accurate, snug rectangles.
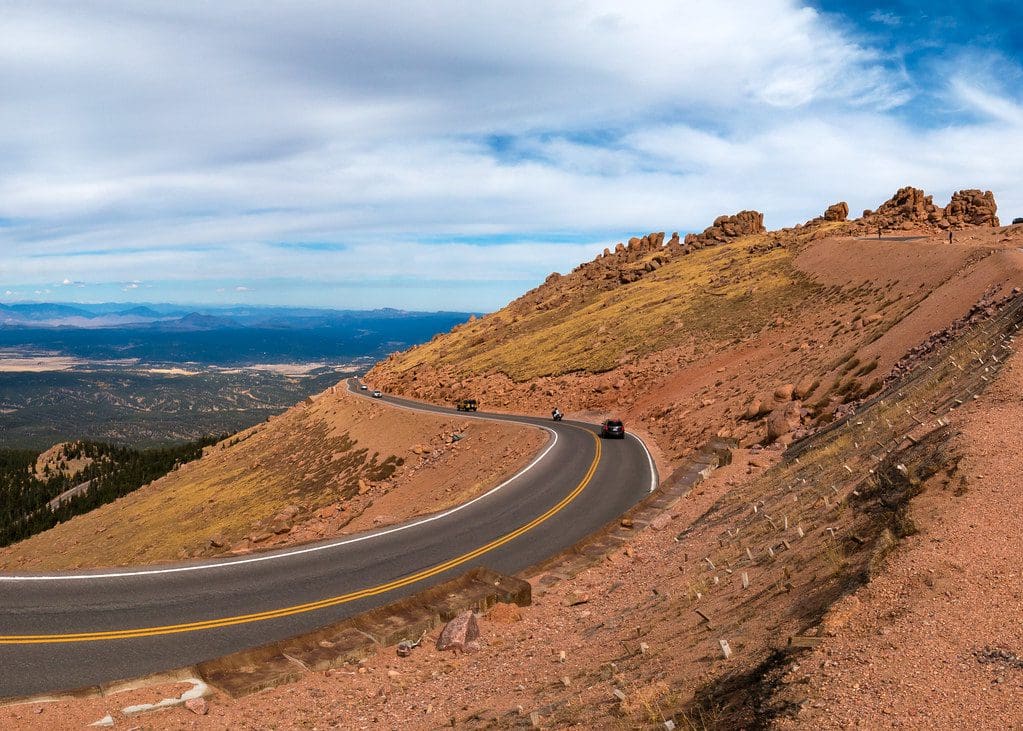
[600,418,625,439]
[456,398,479,412]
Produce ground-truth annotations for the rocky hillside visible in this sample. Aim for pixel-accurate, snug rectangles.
[368,186,1020,469]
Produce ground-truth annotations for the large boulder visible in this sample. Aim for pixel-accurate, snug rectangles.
[823,201,849,222]
[437,610,480,653]
[766,400,803,442]
[943,189,999,227]
[822,201,847,221]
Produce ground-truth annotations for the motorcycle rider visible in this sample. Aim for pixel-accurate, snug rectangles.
[551,407,563,421]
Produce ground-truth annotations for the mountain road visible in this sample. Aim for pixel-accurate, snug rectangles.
[0,380,657,698]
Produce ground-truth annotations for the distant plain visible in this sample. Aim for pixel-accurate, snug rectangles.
[0,304,474,449]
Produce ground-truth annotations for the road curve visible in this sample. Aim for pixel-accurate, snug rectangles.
[0,381,657,698]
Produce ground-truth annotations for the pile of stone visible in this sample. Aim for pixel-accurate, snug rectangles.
[683,210,766,248]
[860,186,1000,231]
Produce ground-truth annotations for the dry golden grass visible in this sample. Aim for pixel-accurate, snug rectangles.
[388,235,818,382]
[0,389,542,571]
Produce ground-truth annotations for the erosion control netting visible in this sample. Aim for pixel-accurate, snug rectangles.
[665,292,1023,728]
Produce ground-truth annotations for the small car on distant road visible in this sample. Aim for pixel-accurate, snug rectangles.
[360,383,369,390]
[456,398,478,412]
[600,418,625,439]
[371,390,383,398]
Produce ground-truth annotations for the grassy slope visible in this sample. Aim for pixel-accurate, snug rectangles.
[382,230,835,382]
[0,389,542,570]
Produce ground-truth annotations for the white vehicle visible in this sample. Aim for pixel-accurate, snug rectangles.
[371,390,383,398]
[359,383,369,390]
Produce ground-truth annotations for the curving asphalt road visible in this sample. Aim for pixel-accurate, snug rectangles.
[0,381,656,699]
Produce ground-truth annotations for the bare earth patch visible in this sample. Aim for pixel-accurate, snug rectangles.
[773,346,1023,730]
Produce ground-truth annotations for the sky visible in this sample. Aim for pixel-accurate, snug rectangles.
[2,1,1022,311]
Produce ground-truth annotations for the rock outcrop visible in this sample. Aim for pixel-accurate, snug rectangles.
[943,189,999,227]
[860,186,1000,231]
[684,210,765,248]
[824,202,849,222]
[862,186,942,230]
[558,210,766,291]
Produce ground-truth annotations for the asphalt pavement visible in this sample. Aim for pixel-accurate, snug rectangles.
[0,381,656,698]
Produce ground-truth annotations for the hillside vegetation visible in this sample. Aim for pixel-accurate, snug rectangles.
[0,388,543,571]
[0,438,220,548]
[388,232,820,380]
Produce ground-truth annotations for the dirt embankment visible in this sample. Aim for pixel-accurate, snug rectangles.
[0,388,545,571]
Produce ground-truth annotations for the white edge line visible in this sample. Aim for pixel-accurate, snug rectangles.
[0,382,558,582]
[630,432,659,493]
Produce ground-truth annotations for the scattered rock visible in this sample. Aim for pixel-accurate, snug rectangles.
[793,377,819,399]
[766,400,803,442]
[773,384,795,401]
[744,396,769,421]
[437,611,480,653]
[185,697,209,715]
[563,590,590,607]
[649,513,672,531]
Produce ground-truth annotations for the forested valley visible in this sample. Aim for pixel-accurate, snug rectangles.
[0,437,224,548]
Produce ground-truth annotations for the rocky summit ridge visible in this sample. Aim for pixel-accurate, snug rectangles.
[527,185,999,302]
[368,183,1019,466]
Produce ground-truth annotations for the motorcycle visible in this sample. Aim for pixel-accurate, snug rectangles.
[552,409,563,421]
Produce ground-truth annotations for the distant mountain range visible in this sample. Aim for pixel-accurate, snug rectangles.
[0,302,478,365]
[0,302,470,331]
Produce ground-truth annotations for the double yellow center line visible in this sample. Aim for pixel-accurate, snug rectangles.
[0,433,600,644]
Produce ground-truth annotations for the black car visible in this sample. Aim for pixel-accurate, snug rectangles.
[600,418,625,438]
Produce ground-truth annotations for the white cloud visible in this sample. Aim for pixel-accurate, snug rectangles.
[234,285,252,292]
[0,2,1018,308]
